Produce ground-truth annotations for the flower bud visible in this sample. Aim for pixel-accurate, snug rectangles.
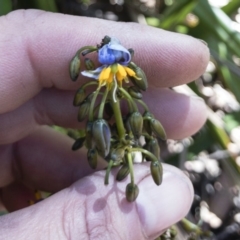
[126,183,139,202]
[85,121,93,149]
[78,100,90,122]
[150,161,163,185]
[129,65,148,91]
[69,55,81,81]
[143,111,154,135]
[145,138,160,160]
[116,164,130,181]
[92,119,111,157]
[87,148,98,169]
[150,119,167,140]
[127,112,143,138]
[72,137,85,151]
[128,86,142,99]
[73,88,86,106]
[84,58,95,70]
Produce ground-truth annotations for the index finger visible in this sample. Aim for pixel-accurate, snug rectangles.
[0,9,209,114]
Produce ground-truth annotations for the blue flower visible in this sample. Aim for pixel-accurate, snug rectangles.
[98,38,131,65]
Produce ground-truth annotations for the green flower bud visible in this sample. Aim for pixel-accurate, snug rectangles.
[72,137,85,151]
[78,100,90,122]
[128,86,142,99]
[116,164,130,181]
[126,183,139,202]
[87,148,98,169]
[73,88,86,106]
[69,55,81,81]
[127,112,143,138]
[129,64,148,91]
[150,161,163,185]
[143,111,154,135]
[85,121,93,149]
[145,138,160,160]
[84,58,95,70]
[92,119,111,157]
[150,119,167,140]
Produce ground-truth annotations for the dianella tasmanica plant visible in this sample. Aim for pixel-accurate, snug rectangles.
[69,36,166,202]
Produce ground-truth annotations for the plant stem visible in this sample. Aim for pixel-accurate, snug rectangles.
[89,87,101,121]
[104,160,113,185]
[119,87,138,112]
[98,88,109,118]
[127,152,134,185]
[130,148,158,162]
[110,79,125,140]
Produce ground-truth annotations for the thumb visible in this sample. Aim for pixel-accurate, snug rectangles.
[0,163,193,240]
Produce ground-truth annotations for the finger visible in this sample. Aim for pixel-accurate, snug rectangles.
[0,164,193,240]
[0,10,209,113]
[0,88,206,144]
[0,126,107,190]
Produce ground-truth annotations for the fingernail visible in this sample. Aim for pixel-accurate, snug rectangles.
[197,38,208,46]
[136,169,193,239]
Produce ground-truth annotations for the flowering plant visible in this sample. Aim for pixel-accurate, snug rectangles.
[69,36,166,202]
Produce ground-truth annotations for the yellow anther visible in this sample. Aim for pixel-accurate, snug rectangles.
[124,67,136,77]
[117,64,127,78]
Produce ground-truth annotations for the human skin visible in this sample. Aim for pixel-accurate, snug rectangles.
[0,10,209,240]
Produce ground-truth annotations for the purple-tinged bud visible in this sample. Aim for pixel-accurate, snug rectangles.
[92,119,111,157]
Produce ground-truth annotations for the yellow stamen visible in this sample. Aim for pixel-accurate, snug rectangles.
[117,64,127,78]
[99,67,111,85]
[124,66,136,77]
[116,71,124,82]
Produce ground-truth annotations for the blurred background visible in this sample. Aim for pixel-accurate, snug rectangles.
[2,0,240,239]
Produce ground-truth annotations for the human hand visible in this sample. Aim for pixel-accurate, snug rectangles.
[0,10,209,239]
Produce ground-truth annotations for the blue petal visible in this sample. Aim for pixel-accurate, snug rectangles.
[98,38,131,65]
[81,66,105,79]
[98,45,116,65]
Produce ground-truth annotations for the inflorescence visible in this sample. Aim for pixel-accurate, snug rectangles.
[69,36,166,202]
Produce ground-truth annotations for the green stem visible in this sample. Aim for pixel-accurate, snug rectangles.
[110,79,125,140]
[136,99,149,112]
[127,152,134,185]
[76,46,98,58]
[130,148,158,162]
[89,87,101,121]
[81,80,98,90]
[119,87,138,112]
[98,88,109,119]
[104,160,113,185]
